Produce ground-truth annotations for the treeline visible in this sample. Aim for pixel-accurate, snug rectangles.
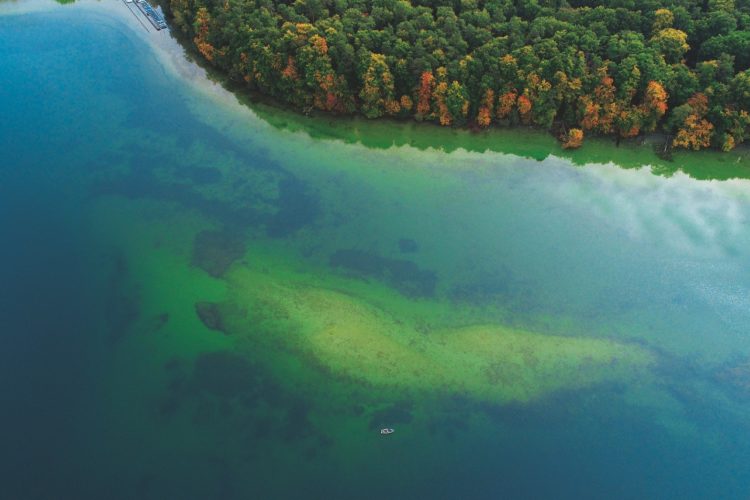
[168,0,750,149]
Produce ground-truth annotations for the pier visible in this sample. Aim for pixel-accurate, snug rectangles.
[121,0,168,32]
[134,0,167,30]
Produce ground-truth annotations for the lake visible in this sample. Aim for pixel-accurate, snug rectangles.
[2,2,750,498]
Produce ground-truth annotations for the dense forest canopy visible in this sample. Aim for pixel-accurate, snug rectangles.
[168,0,750,149]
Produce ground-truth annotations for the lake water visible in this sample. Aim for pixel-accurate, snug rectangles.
[3,2,750,498]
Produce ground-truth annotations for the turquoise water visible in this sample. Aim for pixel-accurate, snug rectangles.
[3,2,750,498]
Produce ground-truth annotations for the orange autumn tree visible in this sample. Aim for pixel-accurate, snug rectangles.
[400,95,413,113]
[307,34,334,110]
[416,71,435,119]
[276,25,307,104]
[431,67,453,126]
[319,73,353,112]
[673,93,714,150]
[517,94,533,124]
[434,81,452,125]
[579,96,599,131]
[562,128,584,149]
[384,98,401,116]
[193,7,215,62]
[579,71,619,134]
[674,115,714,149]
[291,27,352,113]
[281,56,298,80]
[476,89,495,127]
[612,80,668,139]
[497,91,517,120]
[616,108,644,138]
[641,81,668,132]
[722,133,736,151]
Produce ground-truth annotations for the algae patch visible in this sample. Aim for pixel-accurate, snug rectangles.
[192,229,246,278]
[220,267,655,404]
[329,248,437,298]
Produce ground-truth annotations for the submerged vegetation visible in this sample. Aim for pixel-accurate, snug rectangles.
[167,0,750,149]
[219,265,656,403]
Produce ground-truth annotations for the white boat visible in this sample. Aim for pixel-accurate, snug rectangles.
[380,428,394,435]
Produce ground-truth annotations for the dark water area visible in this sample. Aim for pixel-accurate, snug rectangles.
[329,248,438,297]
[3,2,750,499]
[0,143,96,498]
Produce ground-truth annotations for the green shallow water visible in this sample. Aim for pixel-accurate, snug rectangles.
[3,2,750,498]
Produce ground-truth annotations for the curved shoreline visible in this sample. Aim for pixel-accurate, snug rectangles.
[5,0,750,181]
[158,3,750,180]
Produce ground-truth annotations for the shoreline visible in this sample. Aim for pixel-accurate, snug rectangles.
[5,0,749,181]
[159,0,750,156]
[156,4,750,180]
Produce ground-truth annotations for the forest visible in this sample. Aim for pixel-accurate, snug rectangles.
[167,0,750,149]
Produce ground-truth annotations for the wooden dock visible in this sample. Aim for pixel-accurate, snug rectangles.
[134,0,168,31]
[121,0,168,32]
